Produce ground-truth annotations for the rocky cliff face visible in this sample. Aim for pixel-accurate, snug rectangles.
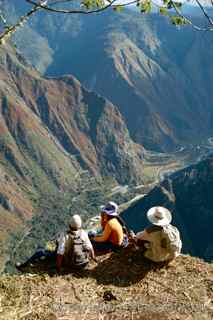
[63,13,213,152]
[122,155,213,261]
[1,48,144,183]
[0,43,144,268]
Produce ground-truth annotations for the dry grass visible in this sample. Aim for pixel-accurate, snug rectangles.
[0,250,212,320]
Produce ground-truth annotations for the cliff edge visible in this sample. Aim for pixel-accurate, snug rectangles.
[0,250,212,320]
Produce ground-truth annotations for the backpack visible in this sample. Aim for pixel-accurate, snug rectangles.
[64,231,89,267]
[161,225,182,258]
[115,216,131,247]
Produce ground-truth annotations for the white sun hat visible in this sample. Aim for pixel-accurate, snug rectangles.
[101,201,118,216]
[69,214,82,230]
[147,206,172,226]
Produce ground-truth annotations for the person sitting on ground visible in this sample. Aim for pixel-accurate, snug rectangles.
[16,245,57,271]
[135,206,182,263]
[89,201,128,253]
[56,214,96,272]
[16,214,95,273]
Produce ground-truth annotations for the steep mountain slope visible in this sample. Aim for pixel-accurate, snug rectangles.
[122,155,213,261]
[0,43,144,269]
[0,43,144,184]
[0,44,80,268]
[48,12,213,152]
[0,0,53,74]
[5,4,213,151]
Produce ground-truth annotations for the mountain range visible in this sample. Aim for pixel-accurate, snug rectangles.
[4,2,213,151]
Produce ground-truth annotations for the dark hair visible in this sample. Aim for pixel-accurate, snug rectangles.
[106,215,114,221]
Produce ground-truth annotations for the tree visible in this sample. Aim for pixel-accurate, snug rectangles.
[0,0,213,45]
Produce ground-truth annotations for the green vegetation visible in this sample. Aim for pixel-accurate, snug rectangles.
[5,173,142,273]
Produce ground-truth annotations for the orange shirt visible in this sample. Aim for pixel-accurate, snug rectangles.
[94,218,124,246]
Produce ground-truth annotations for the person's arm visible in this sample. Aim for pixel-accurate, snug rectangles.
[136,226,161,241]
[89,247,97,262]
[56,233,66,272]
[81,230,97,262]
[135,230,148,241]
[135,229,151,247]
[57,233,66,255]
[93,222,111,242]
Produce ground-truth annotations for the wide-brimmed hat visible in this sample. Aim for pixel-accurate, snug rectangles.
[147,206,172,226]
[69,214,82,230]
[100,201,118,216]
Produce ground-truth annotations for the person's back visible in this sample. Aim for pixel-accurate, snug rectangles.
[15,214,95,273]
[135,207,182,263]
[57,215,95,272]
[63,229,90,267]
[90,202,128,252]
[106,217,124,246]
[140,225,181,262]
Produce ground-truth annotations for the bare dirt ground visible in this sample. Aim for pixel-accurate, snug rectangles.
[0,248,212,320]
